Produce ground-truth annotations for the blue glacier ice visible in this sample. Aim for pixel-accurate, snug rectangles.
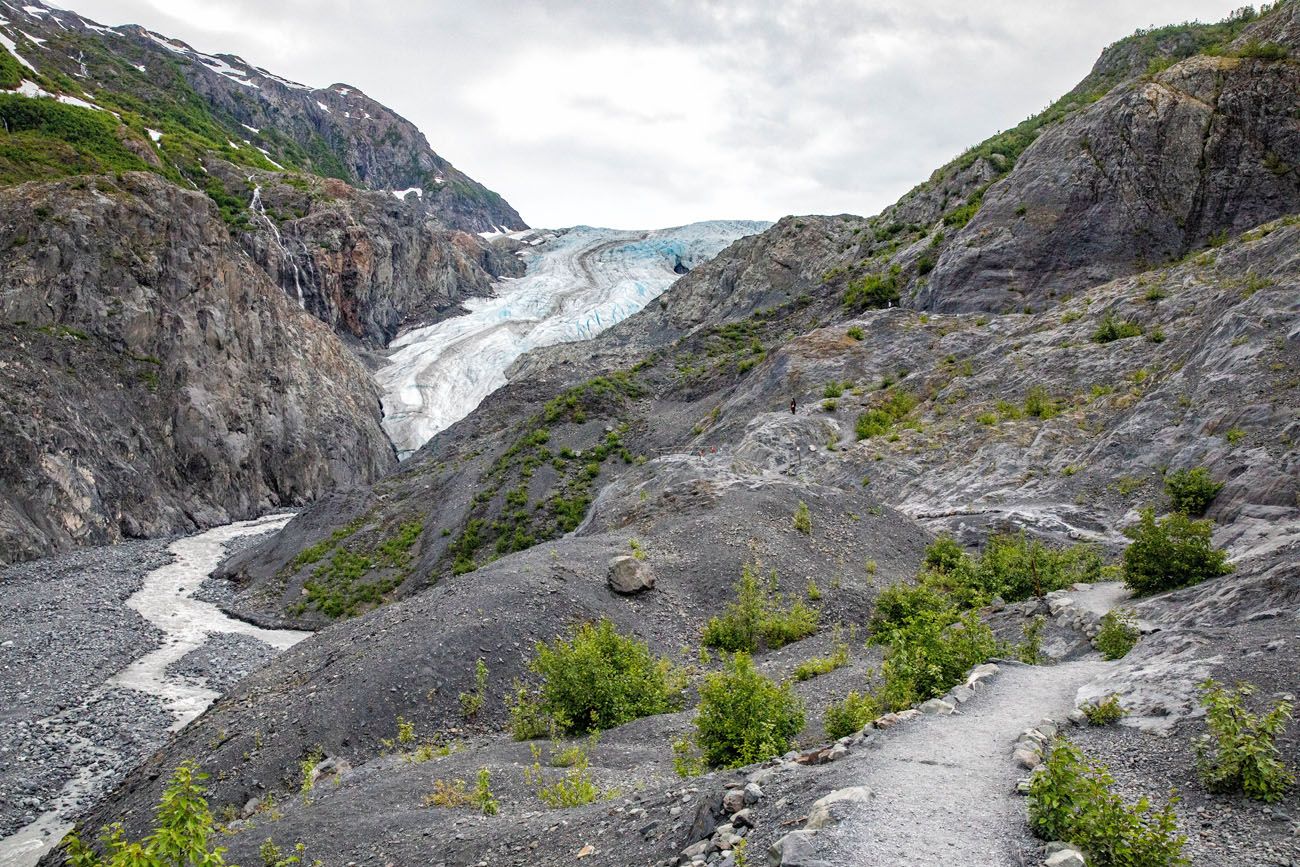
[376,221,770,457]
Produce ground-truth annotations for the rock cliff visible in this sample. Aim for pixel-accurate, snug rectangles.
[0,173,395,563]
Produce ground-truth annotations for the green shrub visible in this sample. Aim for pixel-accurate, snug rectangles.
[472,768,499,815]
[793,501,812,535]
[1092,313,1144,343]
[64,761,230,866]
[868,580,954,639]
[1082,694,1128,726]
[524,744,602,807]
[1028,738,1187,867]
[1196,679,1294,803]
[824,690,879,739]
[878,609,1001,710]
[922,535,966,573]
[922,532,1103,608]
[703,565,819,652]
[846,326,865,341]
[1024,386,1061,419]
[459,658,488,719]
[507,682,555,741]
[1121,509,1232,596]
[1096,609,1139,660]
[1018,615,1046,664]
[792,631,848,681]
[1164,467,1223,516]
[1236,40,1289,60]
[822,382,845,399]
[522,619,682,735]
[844,265,901,310]
[855,408,894,439]
[693,653,805,768]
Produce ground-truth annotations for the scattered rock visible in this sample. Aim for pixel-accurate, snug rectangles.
[607,555,655,593]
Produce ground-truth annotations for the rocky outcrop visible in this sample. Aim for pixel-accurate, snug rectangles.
[922,48,1300,311]
[224,165,524,347]
[0,172,395,564]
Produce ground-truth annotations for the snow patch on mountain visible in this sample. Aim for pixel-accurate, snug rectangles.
[376,221,769,457]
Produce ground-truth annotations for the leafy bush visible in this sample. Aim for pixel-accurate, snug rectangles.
[521,619,682,736]
[792,631,848,681]
[1196,679,1294,803]
[524,744,602,807]
[854,389,917,440]
[1236,40,1289,60]
[868,580,953,639]
[693,653,805,768]
[1024,386,1061,420]
[1121,509,1232,596]
[846,325,865,341]
[792,501,812,535]
[459,658,488,719]
[1096,609,1139,660]
[843,265,901,310]
[1028,738,1187,867]
[702,565,818,652]
[822,382,845,399]
[922,532,1103,607]
[65,761,231,866]
[1083,694,1128,726]
[878,609,1002,710]
[1165,467,1223,516]
[824,690,879,739]
[1092,313,1144,343]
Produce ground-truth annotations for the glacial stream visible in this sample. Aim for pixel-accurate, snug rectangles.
[0,514,309,867]
[376,221,769,457]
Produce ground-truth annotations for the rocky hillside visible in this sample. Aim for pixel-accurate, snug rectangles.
[0,0,525,233]
[0,172,395,564]
[0,0,534,562]
[57,7,1300,866]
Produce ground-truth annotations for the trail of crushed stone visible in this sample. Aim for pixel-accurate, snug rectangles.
[825,659,1111,866]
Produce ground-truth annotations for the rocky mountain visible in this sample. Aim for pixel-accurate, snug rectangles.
[0,172,395,564]
[53,6,1300,867]
[0,0,525,233]
[0,0,534,562]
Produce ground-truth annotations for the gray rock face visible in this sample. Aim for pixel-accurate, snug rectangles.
[607,555,654,594]
[0,173,395,564]
[223,165,524,347]
[923,46,1300,311]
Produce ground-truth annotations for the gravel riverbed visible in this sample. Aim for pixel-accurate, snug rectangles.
[0,519,295,863]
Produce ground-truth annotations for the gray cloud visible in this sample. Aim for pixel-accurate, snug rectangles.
[67,0,1254,228]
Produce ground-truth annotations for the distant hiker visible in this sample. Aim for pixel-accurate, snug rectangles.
[790,397,797,415]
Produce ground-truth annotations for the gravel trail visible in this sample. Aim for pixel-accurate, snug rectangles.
[825,659,1111,866]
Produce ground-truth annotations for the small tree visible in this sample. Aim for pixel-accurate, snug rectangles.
[65,761,228,866]
[694,653,805,768]
[1196,679,1294,803]
[1121,509,1232,596]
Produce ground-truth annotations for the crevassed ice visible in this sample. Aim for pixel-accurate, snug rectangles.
[376,220,769,458]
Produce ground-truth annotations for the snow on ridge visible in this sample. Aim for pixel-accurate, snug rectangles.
[315,100,331,113]
[392,187,422,200]
[252,66,308,90]
[21,4,44,16]
[255,147,283,169]
[18,28,42,44]
[147,128,162,142]
[0,29,37,70]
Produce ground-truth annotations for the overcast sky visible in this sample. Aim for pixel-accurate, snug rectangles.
[67,0,1252,229]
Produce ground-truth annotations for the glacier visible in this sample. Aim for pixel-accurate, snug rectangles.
[376,220,770,458]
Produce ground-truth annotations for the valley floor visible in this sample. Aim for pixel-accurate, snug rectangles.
[0,517,300,867]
